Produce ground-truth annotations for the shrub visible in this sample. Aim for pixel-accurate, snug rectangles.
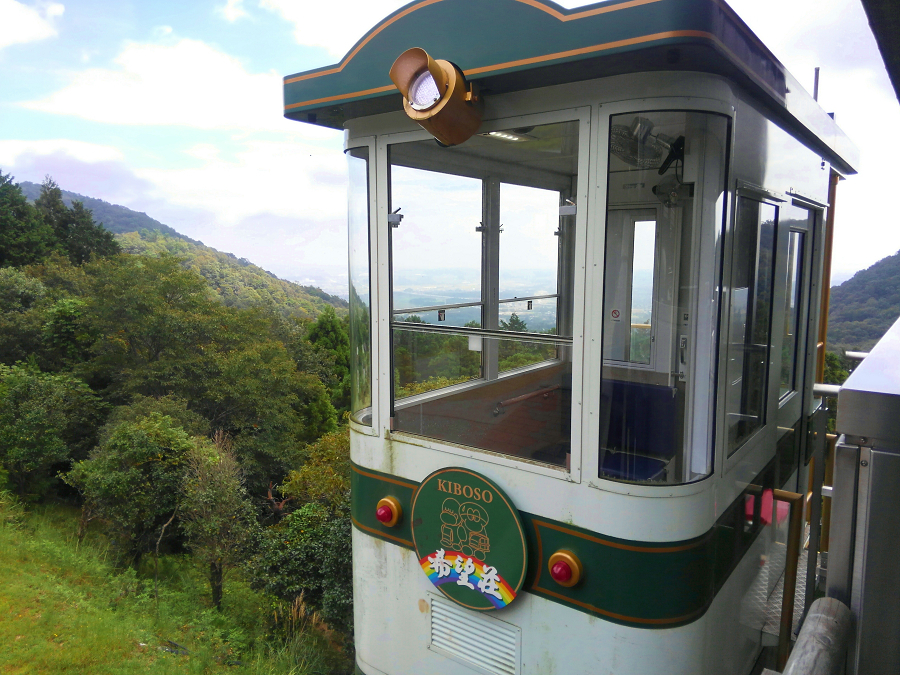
[0,363,103,498]
[281,428,350,511]
[66,413,194,565]
[248,500,353,637]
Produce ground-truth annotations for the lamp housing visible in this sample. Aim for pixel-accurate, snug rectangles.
[389,47,483,146]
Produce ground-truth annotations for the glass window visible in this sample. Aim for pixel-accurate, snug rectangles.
[726,198,778,455]
[389,120,579,469]
[347,147,372,424]
[603,211,657,365]
[390,167,482,314]
[779,230,804,398]
[600,111,730,484]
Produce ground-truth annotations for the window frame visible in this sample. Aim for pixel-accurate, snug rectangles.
[345,137,379,436]
[774,201,819,438]
[722,184,787,473]
[584,100,735,497]
[375,106,592,482]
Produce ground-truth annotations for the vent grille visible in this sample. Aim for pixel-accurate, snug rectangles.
[429,595,520,675]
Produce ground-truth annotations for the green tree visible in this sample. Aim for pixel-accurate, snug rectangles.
[199,341,338,494]
[0,172,57,267]
[101,394,209,442]
[823,351,850,386]
[249,502,352,636]
[281,428,350,511]
[76,254,337,491]
[34,177,120,265]
[66,413,194,565]
[306,306,350,413]
[0,364,103,498]
[180,432,259,610]
[76,253,221,398]
[500,312,528,332]
[249,428,352,635]
[0,268,48,366]
[41,297,92,368]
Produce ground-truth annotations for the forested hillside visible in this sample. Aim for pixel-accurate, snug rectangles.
[0,171,356,667]
[828,249,900,352]
[118,230,346,318]
[19,180,194,241]
[18,180,347,318]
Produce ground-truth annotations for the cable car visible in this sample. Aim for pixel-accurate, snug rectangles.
[283,1,858,673]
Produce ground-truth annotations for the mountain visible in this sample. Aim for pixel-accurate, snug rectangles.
[19,181,195,243]
[20,181,347,318]
[118,230,346,318]
[827,249,900,353]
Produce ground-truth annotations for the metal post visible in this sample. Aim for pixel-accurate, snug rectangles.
[804,409,827,616]
[814,171,840,383]
[820,434,837,552]
[825,438,860,607]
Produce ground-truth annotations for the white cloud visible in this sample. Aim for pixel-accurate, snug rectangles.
[22,38,317,133]
[0,0,64,51]
[135,137,345,227]
[259,0,410,58]
[218,0,248,22]
[0,139,123,166]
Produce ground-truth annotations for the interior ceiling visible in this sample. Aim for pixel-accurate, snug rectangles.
[860,0,900,101]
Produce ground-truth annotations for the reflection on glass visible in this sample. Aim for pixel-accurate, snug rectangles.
[347,147,372,423]
[497,299,558,371]
[498,298,557,334]
[780,231,804,398]
[393,334,572,468]
[393,329,481,398]
[726,198,777,454]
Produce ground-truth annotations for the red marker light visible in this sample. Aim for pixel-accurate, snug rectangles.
[376,496,402,527]
[550,560,572,583]
[548,550,582,587]
[376,505,393,524]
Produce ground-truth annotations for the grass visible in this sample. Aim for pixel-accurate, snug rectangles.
[0,495,349,675]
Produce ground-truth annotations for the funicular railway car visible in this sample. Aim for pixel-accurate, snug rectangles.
[282,1,858,673]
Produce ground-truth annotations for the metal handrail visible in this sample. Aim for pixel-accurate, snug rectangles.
[813,383,841,398]
[393,300,482,314]
[391,321,572,345]
[393,293,559,316]
[762,598,851,675]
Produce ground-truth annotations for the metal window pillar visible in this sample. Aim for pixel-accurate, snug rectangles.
[482,177,501,381]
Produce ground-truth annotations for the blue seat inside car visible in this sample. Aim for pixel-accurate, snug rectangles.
[599,380,677,482]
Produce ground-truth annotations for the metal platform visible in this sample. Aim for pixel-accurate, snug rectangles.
[742,542,811,646]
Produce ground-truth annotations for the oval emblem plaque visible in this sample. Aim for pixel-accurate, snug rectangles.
[411,467,527,611]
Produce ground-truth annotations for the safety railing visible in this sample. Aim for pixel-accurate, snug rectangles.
[762,598,852,675]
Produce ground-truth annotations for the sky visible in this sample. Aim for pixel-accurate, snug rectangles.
[1,0,897,295]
